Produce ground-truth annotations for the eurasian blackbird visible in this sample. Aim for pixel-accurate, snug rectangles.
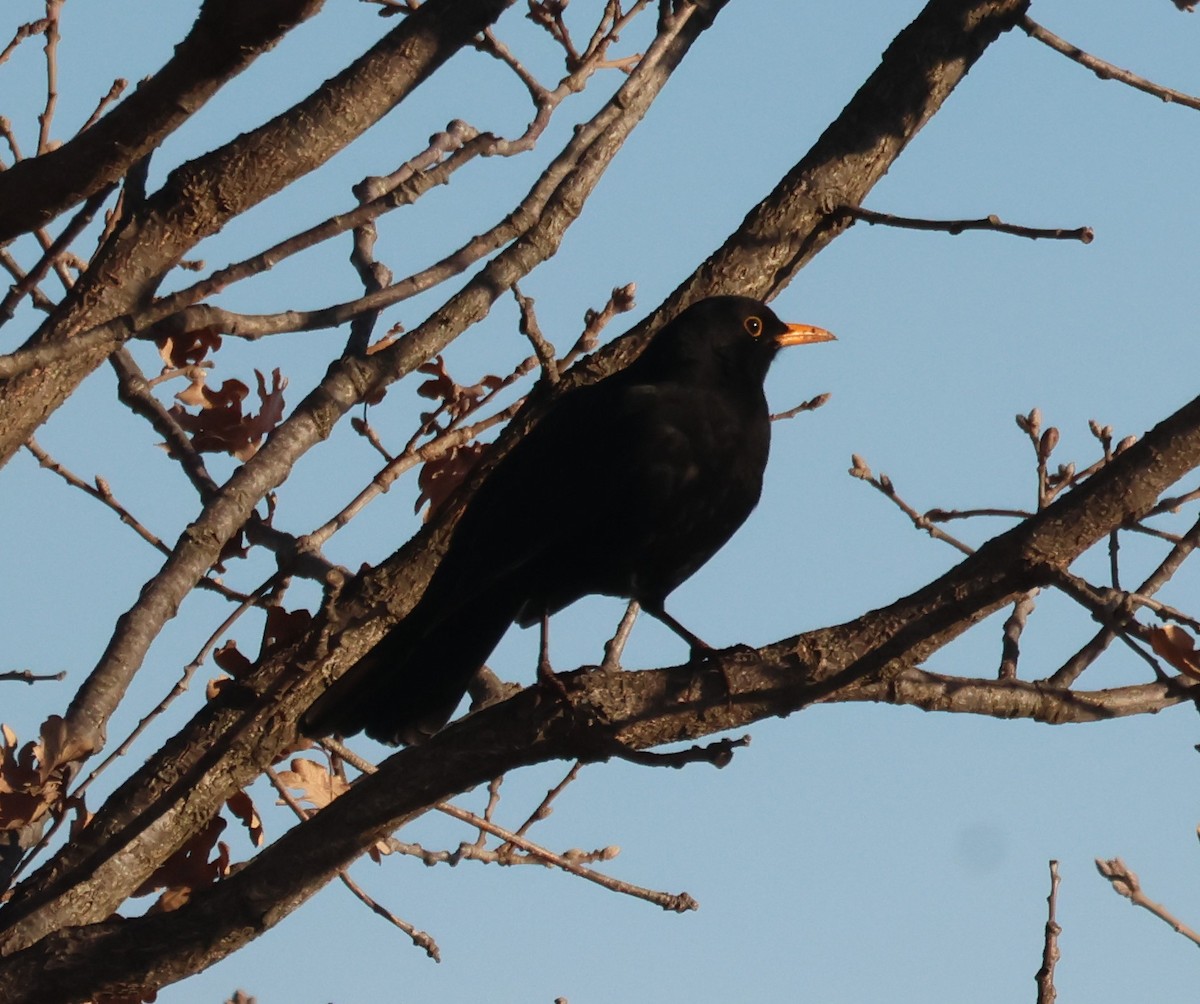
[302,295,833,745]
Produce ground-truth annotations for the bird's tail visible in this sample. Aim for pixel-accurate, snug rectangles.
[301,587,522,746]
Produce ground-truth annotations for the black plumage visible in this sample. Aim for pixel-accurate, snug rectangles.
[302,295,833,745]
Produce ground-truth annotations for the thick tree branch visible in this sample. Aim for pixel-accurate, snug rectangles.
[0,0,720,952]
[4,350,1200,996]
[0,0,517,468]
[0,0,324,242]
[7,0,1168,990]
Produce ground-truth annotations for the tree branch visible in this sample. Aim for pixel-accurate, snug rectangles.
[1022,16,1200,112]
[5,375,1200,990]
[0,0,517,467]
[0,0,721,953]
[0,0,325,242]
[838,204,1093,243]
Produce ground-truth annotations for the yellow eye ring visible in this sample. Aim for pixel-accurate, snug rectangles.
[743,315,763,337]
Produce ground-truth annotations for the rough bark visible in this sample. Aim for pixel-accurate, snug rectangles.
[0,0,324,243]
[0,0,516,469]
[2,381,1198,1002]
[0,0,1034,984]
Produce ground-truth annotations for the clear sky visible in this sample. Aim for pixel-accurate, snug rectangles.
[4,1,1200,1001]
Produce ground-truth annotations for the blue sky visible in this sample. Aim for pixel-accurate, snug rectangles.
[4,1,1200,1001]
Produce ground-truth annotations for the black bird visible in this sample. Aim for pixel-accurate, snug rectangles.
[302,295,833,745]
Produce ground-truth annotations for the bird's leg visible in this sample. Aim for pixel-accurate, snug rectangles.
[641,601,714,659]
[601,600,640,671]
[536,610,569,699]
[642,600,738,702]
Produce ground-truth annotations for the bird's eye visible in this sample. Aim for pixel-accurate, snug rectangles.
[743,316,763,337]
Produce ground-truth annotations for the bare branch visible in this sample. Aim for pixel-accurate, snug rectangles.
[0,184,115,323]
[1035,860,1061,1004]
[1096,857,1200,947]
[1022,16,1200,112]
[0,670,65,685]
[0,0,325,241]
[770,392,831,422]
[512,284,559,383]
[849,454,975,555]
[608,734,751,769]
[0,0,516,464]
[266,766,441,960]
[839,204,1093,243]
[997,591,1037,679]
[35,0,63,156]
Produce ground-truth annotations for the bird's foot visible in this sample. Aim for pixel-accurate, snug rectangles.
[537,655,571,702]
[694,642,754,707]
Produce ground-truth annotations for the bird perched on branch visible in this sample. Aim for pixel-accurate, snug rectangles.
[302,295,834,745]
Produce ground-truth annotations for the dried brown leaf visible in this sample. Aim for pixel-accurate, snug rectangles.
[134,815,230,911]
[213,639,255,679]
[261,605,313,658]
[36,713,93,779]
[157,324,222,369]
[276,758,349,811]
[416,355,456,402]
[168,368,287,460]
[415,442,488,521]
[173,367,209,408]
[226,790,265,847]
[214,525,249,571]
[1148,625,1200,681]
[65,794,92,840]
[241,368,287,454]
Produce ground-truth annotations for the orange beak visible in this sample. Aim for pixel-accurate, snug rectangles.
[776,322,836,348]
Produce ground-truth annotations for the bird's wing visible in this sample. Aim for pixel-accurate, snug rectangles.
[412,374,761,628]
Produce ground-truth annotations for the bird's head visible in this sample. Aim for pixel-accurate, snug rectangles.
[637,295,834,387]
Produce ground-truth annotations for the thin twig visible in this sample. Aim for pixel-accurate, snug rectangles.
[849,454,975,555]
[839,205,1093,243]
[71,574,283,802]
[345,218,392,357]
[304,400,522,551]
[1096,857,1200,947]
[109,348,219,500]
[500,762,584,850]
[266,765,441,960]
[80,78,128,131]
[770,392,830,422]
[1045,516,1200,687]
[0,669,65,684]
[435,799,699,912]
[0,184,115,322]
[1022,16,1200,113]
[998,591,1037,679]
[0,249,56,313]
[608,734,750,769]
[0,18,50,69]
[37,1,63,155]
[321,738,698,912]
[21,438,249,603]
[512,284,559,383]
[1035,860,1061,1004]
[925,506,1032,522]
[602,600,640,669]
